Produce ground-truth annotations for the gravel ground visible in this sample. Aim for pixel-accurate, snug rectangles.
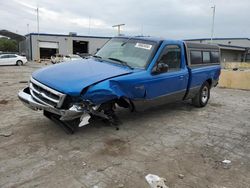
[0,62,250,188]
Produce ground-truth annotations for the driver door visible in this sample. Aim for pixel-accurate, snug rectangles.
[144,43,189,103]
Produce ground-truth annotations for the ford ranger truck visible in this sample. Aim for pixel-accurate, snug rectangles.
[18,37,221,133]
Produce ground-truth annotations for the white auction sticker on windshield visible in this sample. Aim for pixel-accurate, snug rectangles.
[135,43,152,50]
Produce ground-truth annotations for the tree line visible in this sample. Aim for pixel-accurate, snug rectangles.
[0,37,18,52]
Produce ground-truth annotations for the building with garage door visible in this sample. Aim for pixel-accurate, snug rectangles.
[19,33,111,61]
[185,38,250,63]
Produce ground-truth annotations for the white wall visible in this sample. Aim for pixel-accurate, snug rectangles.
[30,34,110,60]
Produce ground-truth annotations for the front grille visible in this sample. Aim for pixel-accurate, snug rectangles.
[29,77,66,108]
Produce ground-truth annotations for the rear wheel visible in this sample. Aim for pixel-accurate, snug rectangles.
[16,60,23,66]
[192,82,210,107]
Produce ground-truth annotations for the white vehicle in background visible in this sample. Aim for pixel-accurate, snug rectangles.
[51,54,63,64]
[51,54,82,64]
[63,54,82,62]
[0,54,28,66]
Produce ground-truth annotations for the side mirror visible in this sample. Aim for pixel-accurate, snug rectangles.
[154,62,169,74]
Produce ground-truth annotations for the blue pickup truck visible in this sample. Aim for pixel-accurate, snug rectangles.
[18,36,221,132]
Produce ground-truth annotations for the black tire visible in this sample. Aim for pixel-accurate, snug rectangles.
[192,81,210,107]
[16,60,23,66]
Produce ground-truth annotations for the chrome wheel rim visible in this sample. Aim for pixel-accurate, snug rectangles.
[201,86,208,103]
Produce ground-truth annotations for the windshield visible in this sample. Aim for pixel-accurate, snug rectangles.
[95,38,157,69]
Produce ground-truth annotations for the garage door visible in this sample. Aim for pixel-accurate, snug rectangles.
[39,41,59,49]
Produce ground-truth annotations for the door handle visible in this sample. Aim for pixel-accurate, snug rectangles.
[179,75,184,80]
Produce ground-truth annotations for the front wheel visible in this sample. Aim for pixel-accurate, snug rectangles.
[192,82,210,107]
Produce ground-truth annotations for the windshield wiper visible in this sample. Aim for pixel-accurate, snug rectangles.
[93,55,102,59]
[92,55,104,62]
[121,37,133,46]
[108,57,133,70]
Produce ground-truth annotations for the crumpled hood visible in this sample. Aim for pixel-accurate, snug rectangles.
[32,59,132,96]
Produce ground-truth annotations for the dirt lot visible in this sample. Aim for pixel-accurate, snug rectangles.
[0,62,250,188]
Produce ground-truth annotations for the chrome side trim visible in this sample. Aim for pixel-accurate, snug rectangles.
[132,89,186,111]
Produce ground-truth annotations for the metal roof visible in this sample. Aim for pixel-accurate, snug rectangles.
[27,33,112,39]
[218,44,246,51]
[0,30,26,41]
[185,37,250,41]
[184,38,249,51]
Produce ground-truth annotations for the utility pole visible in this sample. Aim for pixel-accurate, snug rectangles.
[27,24,29,33]
[36,6,40,62]
[36,7,40,34]
[211,5,216,43]
[141,24,144,36]
[88,16,91,35]
[112,24,125,36]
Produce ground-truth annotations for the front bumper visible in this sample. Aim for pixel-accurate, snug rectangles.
[18,87,83,120]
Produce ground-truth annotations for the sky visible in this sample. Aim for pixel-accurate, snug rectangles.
[0,0,249,39]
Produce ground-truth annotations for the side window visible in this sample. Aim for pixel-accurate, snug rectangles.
[211,51,219,63]
[190,51,202,64]
[1,55,9,58]
[9,55,16,58]
[157,45,181,72]
[202,51,210,64]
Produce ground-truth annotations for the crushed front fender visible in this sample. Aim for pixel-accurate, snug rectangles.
[81,80,129,104]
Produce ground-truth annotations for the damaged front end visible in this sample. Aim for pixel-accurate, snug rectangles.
[18,77,132,133]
